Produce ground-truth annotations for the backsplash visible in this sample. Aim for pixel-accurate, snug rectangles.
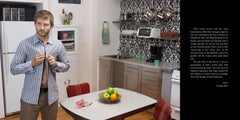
[118,0,180,64]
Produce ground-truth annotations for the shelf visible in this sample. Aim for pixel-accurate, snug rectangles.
[161,38,180,41]
[112,21,120,23]
[112,20,136,23]
[160,32,180,40]
[53,25,79,54]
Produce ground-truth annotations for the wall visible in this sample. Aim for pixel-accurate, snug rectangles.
[0,0,121,117]
[48,0,94,89]
[91,0,121,91]
[119,0,180,63]
[48,0,120,91]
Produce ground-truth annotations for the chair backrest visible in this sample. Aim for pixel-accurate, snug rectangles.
[154,98,172,120]
[66,82,90,98]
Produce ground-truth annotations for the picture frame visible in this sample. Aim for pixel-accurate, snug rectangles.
[59,0,81,4]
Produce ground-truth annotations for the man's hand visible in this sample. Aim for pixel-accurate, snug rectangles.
[32,54,45,67]
[46,55,57,67]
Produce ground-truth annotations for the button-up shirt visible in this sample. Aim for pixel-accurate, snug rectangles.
[10,34,70,105]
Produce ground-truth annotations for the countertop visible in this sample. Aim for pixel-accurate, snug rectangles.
[99,55,180,72]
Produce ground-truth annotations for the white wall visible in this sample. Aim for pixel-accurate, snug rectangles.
[48,0,120,92]
[0,1,120,117]
[48,0,93,90]
[91,0,121,91]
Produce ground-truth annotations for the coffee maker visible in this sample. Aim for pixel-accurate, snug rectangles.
[147,46,163,63]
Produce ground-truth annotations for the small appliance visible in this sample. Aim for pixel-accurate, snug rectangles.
[147,46,163,63]
[137,27,160,38]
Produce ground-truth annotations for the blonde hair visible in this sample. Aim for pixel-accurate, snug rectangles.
[34,10,54,26]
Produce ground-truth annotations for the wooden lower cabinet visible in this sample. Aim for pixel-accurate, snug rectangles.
[99,58,163,101]
[113,61,124,88]
[99,58,113,90]
[124,63,141,93]
[141,66,162,100]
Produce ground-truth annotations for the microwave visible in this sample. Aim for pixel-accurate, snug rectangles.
[137,27,160,38]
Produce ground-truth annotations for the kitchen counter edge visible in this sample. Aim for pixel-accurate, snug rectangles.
[99,56,179,72]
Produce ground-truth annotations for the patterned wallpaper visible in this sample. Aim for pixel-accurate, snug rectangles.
[119,0,180,63]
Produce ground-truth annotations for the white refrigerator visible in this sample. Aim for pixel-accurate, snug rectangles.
[0,21,35,115]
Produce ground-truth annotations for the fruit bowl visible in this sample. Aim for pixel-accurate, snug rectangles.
[98,92,121,103]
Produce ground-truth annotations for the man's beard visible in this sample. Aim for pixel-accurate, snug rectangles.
[37,30,50,37]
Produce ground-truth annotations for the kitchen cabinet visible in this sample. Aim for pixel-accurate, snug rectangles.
[124,63,141,93]
[98,59,125,90]
[53,25,79,103]
[141,66,162,100]
[56,56,79,102]
[141,66,162,113]
[0,0,45,3]
[99,58,113,90]
[52,25,79,55]
[113,61,124,88]
[0,0,48,10]
[99,57,170,102]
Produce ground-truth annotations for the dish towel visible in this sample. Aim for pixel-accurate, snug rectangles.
[102,21,110,44]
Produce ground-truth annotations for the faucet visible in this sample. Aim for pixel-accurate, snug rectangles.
[117,49,121,59]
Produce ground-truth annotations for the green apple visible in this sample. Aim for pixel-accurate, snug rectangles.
[113,90,118,96]
[103,93,110,99]
[107,87,114,95]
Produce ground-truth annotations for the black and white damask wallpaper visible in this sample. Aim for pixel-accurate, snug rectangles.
[119,0,180,63]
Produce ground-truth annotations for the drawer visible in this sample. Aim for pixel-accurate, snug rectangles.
[99,58,112,67]
[142,67,161,78]
[142,75,161,91]
[113,61,124,70]
[124,63,140,73]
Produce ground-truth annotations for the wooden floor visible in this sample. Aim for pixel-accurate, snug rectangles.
[1,107,154,120]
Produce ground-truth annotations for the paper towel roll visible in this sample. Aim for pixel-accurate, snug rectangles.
[121,30,137,35]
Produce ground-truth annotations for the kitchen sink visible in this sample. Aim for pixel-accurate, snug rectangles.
[104,55,133,59]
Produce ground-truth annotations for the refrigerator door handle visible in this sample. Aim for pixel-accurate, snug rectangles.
[2,54,10,83]
[2,52,15,54]
[5,52,15,54]
[2,22,9,54]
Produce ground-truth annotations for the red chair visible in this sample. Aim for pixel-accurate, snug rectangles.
[66,82,90,97]
[154,98,172,120]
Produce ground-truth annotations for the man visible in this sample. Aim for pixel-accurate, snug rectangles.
[10,10,70,120]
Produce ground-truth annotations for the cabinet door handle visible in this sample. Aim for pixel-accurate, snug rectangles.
[144,70,157,74]
[124,74,128,88]
[64,79,71,85]
[126,66,138,70]
[144,78,155,82]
